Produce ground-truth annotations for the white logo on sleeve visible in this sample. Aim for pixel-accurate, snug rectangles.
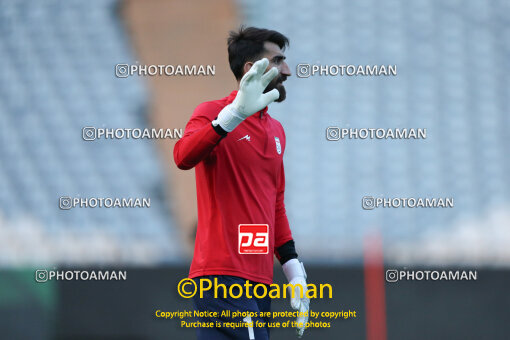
[237,135,251,142]
[274,136,281,154]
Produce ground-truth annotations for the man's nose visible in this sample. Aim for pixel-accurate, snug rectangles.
[280,61,291,77]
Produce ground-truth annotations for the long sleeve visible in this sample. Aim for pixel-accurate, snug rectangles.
[274,162,293,251]
[173,106,224,170]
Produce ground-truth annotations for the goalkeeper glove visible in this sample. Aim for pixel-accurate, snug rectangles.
[283,259,310,338]
[213,58,280,132]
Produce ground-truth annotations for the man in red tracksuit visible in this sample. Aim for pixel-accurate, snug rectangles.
[174,27,309,339]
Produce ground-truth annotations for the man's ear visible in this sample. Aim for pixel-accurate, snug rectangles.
[243,61,254,75]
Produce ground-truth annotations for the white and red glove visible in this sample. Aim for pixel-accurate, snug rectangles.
[283,259,310,338]
[213,58,279,132]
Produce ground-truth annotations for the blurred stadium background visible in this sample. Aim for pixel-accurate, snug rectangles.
[0,0,509,339]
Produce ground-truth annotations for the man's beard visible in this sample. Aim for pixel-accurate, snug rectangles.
[264,75,287,102]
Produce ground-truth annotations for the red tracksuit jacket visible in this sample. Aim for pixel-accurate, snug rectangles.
[173,91,293,284]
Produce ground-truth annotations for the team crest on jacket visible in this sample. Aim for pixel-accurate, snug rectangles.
[274,137,281,155]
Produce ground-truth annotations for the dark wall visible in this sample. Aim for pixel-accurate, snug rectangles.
[1,267,508,339]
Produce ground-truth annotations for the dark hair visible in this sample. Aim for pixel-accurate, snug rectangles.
[228,26,289,80]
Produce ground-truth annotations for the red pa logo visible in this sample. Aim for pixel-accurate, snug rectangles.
[238,224,269,254]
